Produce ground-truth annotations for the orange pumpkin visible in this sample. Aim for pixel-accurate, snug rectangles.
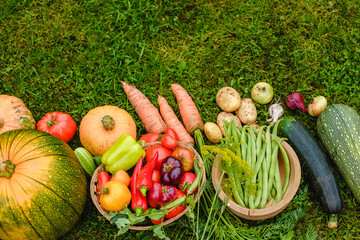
[79,105,137,156]
[0,95,36,134]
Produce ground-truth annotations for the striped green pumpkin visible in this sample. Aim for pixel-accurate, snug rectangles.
[0,129,87,240]
[317,104,360,202]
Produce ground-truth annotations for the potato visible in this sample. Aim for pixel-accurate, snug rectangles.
[216,87,241,112]
[217,112,242,136]
[236,98,257,124]
[204,122,222,143]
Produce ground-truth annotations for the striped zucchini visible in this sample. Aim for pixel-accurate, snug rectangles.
[317,104,360,202]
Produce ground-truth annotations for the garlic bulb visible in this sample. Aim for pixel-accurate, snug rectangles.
[267,102,284,125]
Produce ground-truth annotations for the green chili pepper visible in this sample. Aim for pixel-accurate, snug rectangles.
[101,133,146,173]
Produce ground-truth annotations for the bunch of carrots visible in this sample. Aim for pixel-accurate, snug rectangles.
[121,81,204,146]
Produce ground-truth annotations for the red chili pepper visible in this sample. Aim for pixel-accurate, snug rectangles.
[136,151,159,197]
[152,170,161,184]
[131,156,148,216]
[97,171,111,198]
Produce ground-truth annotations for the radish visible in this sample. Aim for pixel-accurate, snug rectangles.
[286,93,308,112]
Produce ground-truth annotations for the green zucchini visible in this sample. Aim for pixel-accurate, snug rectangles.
[74,147,97,176]
[278,116,342,229]
[317,104,360,202]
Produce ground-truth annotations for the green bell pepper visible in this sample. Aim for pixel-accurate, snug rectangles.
[101,133,146,173]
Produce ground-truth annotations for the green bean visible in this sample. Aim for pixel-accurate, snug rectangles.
[271,119,281,148]
[252,141,267,176]
[248,127,257,209]
[241,126,248,161]
[252,127,265,141]
[228,167,246,207]
[245,129,252,165]
[271,185,276,198]
[244,128,253,207]
[256,125,265,158]
[275,138,291,197]
[259,158,269,208]
[249,126,257,170]
[234,166,245,201]
[272,160,283,205]
[254,168,262,208]
[267,142,279,201]
[235,127,243,157]
[259,125,272,208]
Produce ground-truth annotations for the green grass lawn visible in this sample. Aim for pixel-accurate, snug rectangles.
[1,0,360,239]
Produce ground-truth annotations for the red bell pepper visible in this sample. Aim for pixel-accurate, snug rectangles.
[97,171,111,198]
[36,112,77,143]
[136,151,159,197]
[131,156,148,216]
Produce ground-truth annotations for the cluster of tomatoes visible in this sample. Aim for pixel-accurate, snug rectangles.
[96,128,199,224]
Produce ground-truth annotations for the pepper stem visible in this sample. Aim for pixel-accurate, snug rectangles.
[101,115,115,130]
[47,115,57,128]
[0,160,16,178]
[100,187,109,195]
[139,186,148,197]
[134,207,144,216]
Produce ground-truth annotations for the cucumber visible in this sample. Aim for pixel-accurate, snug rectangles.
[74,147,97,176]
[278,116,342,229]
[317,104,360,202]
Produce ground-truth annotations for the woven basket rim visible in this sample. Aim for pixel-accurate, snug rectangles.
[90,141,206,230]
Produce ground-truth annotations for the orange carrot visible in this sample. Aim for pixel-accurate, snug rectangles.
[121,81,167,134]
[171,84,204,134]
[158,95,194,146]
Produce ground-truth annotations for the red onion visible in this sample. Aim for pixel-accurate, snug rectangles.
[286,92,308,112]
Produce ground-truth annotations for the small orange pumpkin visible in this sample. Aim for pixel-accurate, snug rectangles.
[79,105,137,156]
[0,95,36,134]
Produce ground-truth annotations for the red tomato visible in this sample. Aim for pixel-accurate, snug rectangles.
[164,189,186,219]
[165,128,179,141]
[37,112,77,142]
[172,147,194,172]
[138,133,160,143]
[145,145,173,170]
[179,172,197,193]
[152,170,161,184]
[150,217,164,225]
[160,134,177,149]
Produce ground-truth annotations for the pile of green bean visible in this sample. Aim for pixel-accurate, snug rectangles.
[222,120,290,209]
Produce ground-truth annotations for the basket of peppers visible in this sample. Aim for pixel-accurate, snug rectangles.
[90,129,206,230]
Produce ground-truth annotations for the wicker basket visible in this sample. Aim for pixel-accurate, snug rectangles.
[211,140,301,220]
[90,141,206,230]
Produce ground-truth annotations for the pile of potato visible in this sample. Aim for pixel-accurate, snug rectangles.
[204,87,257,143]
